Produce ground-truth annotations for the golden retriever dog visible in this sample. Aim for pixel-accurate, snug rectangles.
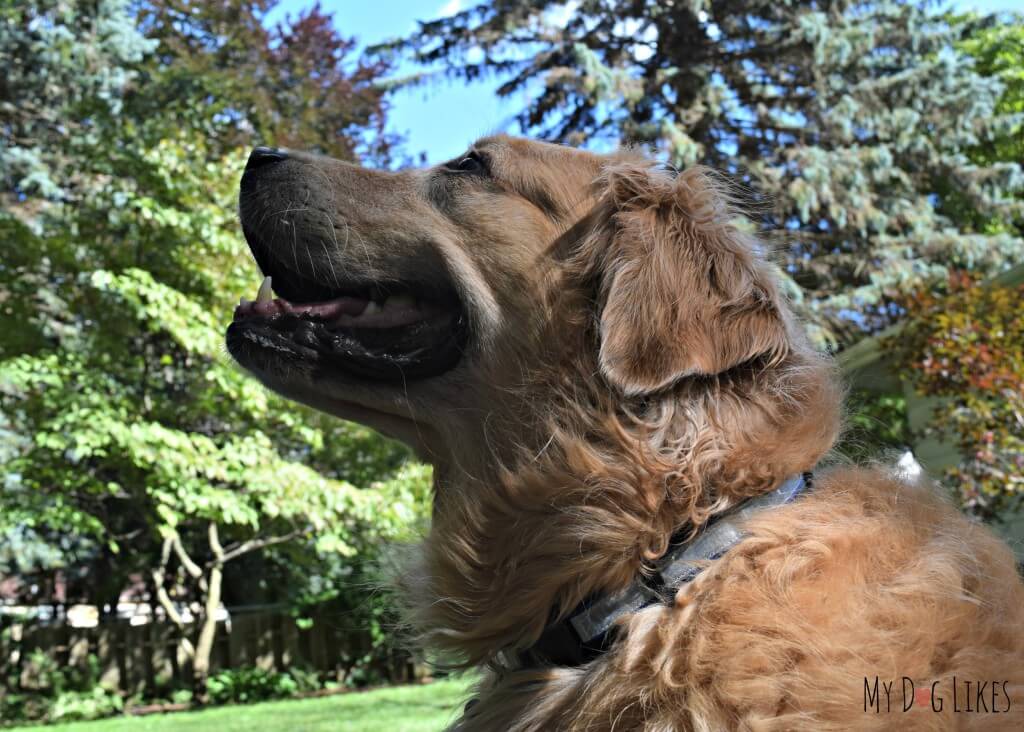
[227,137,1024,730]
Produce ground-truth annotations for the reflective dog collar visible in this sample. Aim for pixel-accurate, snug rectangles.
[502,472,813,670]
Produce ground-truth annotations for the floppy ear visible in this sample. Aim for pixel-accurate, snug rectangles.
[589,163,790,396]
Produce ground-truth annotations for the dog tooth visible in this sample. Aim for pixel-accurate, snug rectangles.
[363,301,381,316]
[256,276,273,304]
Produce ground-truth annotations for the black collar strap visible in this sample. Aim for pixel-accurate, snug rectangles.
[499,472,813,670]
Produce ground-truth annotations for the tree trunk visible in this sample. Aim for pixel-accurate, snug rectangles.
[191,562,222,704]
[152,537,196,674]
[192,522,225,705]
[150,523,301,704]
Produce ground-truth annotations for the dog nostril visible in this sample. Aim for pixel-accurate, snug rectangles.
[246,146,288,170]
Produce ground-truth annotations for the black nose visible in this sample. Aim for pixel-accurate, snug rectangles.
[246,146,288,170]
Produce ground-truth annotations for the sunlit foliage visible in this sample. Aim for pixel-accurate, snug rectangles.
[890,272,1024,520]
[0,0,423,698]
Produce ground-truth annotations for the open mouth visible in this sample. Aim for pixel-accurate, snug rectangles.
[226,271,469,382]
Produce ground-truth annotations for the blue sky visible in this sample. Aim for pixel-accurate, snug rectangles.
[268,0,1021,164]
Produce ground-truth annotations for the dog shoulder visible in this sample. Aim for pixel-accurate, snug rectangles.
[598,467,1024,729]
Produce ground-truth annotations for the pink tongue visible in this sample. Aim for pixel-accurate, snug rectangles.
[233,292,435,329]
[234,294,368,322]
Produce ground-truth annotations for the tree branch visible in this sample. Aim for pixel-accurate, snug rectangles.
[151,536,196,661]
[219,529,305,565]
[208,522,224,563]
[171,533,203,580]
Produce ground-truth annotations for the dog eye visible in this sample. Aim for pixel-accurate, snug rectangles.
[450,152,487,175]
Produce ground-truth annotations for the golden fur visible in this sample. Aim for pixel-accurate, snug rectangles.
[231,136,1024,730]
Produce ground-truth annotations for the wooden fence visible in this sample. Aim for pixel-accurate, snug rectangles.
[1,607,417,695]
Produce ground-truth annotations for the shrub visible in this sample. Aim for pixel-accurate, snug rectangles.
[0,651,122,725]
[890,272,1024,519]
[48,686,124,723]
[205,667,320,705]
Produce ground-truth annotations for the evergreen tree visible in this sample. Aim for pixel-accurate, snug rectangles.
[388,0,1024,347]
[0,0,155,203]
[948,13,1024,235]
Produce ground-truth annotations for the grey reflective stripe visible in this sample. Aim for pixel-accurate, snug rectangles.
[657,523,744,589]
[657,473,805,589]
[569,579,659,644]
[569,474,806,645]
[735,473,805,517]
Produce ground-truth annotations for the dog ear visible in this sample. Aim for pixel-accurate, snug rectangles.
[587,163,790,396]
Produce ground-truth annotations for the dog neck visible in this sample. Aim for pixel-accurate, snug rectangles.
[402,349,840,666]
[504,471,814,670]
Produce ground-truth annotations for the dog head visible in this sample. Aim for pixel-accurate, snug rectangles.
[228,137,602,464]
[228,136,807,470]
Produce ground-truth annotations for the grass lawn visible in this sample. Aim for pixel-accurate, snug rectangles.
[10,678,474,732]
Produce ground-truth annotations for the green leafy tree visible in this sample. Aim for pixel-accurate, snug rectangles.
[1,0,424,702]
[384,0,1024,347]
